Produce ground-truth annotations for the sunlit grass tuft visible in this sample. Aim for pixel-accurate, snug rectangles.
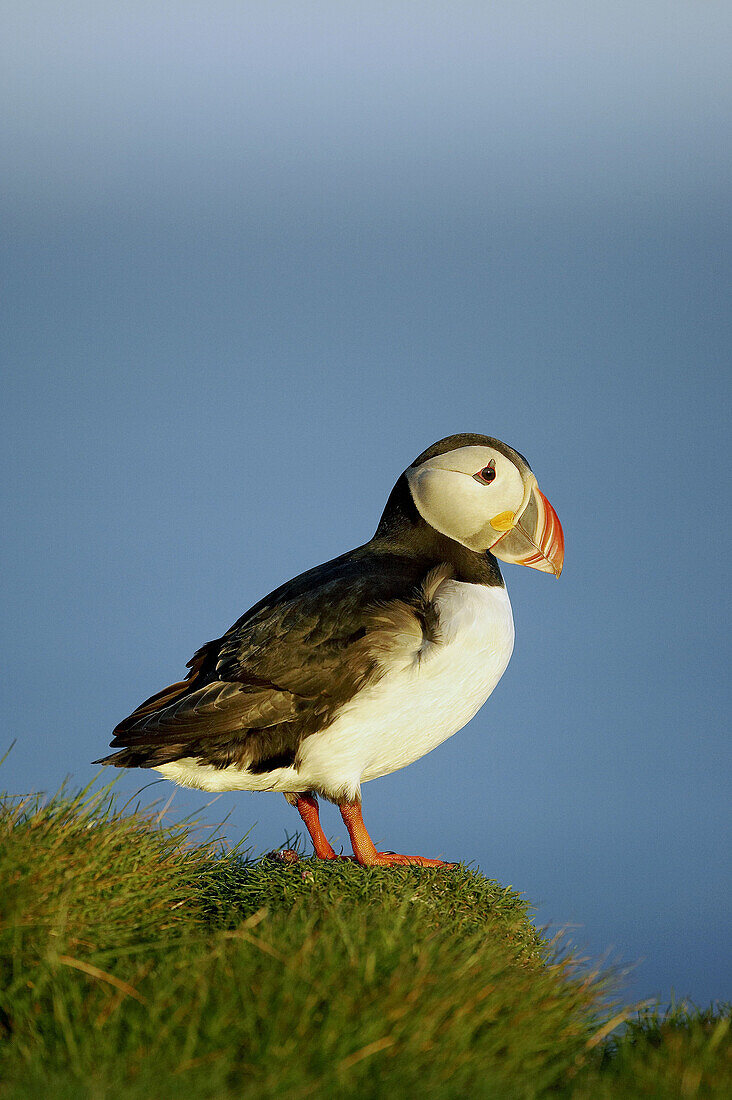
[0,783,728,1098]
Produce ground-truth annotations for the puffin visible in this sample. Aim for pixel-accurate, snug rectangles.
[97,434,564,868]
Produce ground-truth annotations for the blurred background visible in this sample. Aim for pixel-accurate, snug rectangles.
[2,3,730,1008]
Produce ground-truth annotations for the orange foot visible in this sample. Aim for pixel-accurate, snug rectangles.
[339,801,458,869]
[361,851,457,869]
[292,794,339,860]
[290,793,458,869]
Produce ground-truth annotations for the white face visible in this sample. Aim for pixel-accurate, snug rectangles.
[405,445,534,551]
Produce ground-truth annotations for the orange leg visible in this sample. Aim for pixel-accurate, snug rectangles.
[293,794,338,860]
[338,800,457,868]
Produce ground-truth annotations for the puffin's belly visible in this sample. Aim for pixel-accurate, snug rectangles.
[295,581,514,794]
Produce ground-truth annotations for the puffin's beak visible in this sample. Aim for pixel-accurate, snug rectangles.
[491,482,565,577]
[516,487,564,576]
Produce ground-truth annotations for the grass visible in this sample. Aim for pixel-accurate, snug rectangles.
[0,782,729,1098]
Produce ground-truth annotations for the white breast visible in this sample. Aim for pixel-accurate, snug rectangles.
[157,580,514,800]
[293,579,514,797]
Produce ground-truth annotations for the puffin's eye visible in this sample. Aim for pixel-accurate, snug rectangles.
[473,462,496,485]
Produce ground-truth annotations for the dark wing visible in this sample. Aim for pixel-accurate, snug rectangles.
[97,553,451,772]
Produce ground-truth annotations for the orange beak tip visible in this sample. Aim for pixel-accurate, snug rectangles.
[533,488,564,578]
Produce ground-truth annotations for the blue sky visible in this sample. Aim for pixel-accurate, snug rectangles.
[2,3,730,1007]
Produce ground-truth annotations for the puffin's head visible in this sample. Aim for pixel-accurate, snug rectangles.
[405,434,564,576]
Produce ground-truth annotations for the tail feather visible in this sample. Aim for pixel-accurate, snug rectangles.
[95,639,223,769]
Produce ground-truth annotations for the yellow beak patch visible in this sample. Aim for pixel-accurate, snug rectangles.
[489,511,517,531]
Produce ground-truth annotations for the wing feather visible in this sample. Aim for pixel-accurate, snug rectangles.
[98,554,453,772]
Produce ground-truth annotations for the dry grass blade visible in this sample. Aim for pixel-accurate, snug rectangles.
[57,954,148,1004]
[338,1035,395,1072]
[585,1001,651,1050]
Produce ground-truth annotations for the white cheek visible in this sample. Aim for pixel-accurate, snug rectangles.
[407,469,488,543]
[407,464,526,549]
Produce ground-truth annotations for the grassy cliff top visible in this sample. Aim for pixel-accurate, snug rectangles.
[0,784,729,1098]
